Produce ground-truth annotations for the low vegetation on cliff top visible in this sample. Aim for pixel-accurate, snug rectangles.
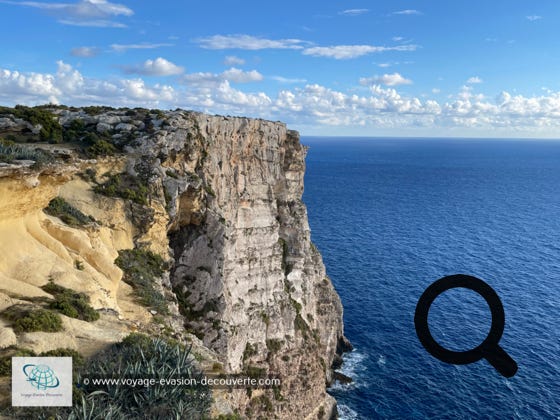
[0,139,55,166]
[0,105,167,160]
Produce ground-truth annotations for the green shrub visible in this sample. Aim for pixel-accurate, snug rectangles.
[244,365,266,379]
[243,342,257,361]
[0,105,63,143]
[0,142,54,165]
[81,105,115,116]
[289,296,302,314]
[294,313,310,337]
[266,339,283,354]
[165,169,178,178]
[40,348,84,367]
[42,282,99,322]
[73,333,211,419]
[86,138,117,157]
[250,395,273,412]
[260,311,270,326]
[0,347,36,376]
[1,305,63,333]
[115,248,168,314]
[44,197,94,227]
[215,414,243,420]
[0,347,84,378]
[93,173,149,205]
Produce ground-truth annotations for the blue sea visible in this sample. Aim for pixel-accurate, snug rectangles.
[302,137,560,420]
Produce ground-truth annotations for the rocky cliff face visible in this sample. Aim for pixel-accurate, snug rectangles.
[0,107,349,418]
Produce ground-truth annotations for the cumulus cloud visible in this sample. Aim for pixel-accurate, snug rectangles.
[70,46,100,57]
[195,35,306,50]
[223,68,263,83]
[466,76,483,84]
[339,9,369,16]
[0,0,133,27]
[360,73,413,86]
[111,43,174,52]
[224,56,245,66]
[4,62,560,136]
[0,61,175,107]
[302,44,418,59]
[122,58,184,76]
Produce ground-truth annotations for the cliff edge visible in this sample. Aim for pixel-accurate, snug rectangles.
[0,106,350,419]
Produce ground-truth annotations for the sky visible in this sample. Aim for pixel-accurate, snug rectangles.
[1,1,560,138]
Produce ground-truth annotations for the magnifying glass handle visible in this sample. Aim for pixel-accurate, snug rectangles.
[485,345,518,378]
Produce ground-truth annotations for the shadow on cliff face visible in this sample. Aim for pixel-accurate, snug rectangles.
[169,219,226,346]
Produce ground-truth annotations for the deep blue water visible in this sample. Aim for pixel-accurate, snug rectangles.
[302,137,560,420]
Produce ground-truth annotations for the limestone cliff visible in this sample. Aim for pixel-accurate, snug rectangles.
[0,107,350,418]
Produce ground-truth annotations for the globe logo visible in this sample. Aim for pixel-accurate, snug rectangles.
[22,364,60,390]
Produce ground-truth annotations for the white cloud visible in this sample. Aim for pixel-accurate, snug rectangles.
[0,61,175,107]
[339,9,369,16]
[393,9,422,15]
[5,63,560,136]
[526,15,542,21]
[224,56,245,66]
[0,0,133,27]
[195,34,306,50]
[466,76,483,84]
[111,43,174,52]
[270,76,307,84]
[123,58,184,76]
[195,34,419,61]
[432,88,441,94]
[222,68,263,83]
[182,68,263,85]
[58,18,126,27]
[360,73,413,86]
[71,46,100,57]
[302,44,418,59]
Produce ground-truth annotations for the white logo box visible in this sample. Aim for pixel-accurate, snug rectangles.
[12,357,73,407]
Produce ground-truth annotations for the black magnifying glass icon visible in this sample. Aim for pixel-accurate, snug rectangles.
[414,274,518,378]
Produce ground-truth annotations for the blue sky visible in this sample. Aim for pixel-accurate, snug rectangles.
[1,0,560,137]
